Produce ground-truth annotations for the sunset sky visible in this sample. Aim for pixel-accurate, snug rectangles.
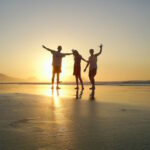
[0,0,150,82]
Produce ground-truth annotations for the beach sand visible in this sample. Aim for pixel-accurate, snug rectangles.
[0,85,150,150]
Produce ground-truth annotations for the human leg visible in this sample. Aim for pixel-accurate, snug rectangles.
[89,70,96,89]
[52,72,55,89]
[79,76,84,89]
[56,73,60,89]
[75,75,79,89]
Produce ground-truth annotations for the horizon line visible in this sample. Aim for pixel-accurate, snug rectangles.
[0,80,150,85]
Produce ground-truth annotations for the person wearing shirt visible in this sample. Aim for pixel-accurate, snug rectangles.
[42,45,72,89]
[84,44,103,90]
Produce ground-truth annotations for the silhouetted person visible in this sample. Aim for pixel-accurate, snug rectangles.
[42,45,72,89]
[84,44,103,90]
[72,50,87,90]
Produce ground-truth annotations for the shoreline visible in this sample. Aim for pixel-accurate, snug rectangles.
[0,82,150,86]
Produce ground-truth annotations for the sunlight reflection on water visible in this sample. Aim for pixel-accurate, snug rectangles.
[0,84,150,107]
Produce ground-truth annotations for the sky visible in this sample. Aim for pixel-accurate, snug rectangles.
[0,0,150,81]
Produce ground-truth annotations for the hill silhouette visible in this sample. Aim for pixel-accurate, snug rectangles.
[0,73,24,83]
[0,73,40,83]
[0,73,150,85]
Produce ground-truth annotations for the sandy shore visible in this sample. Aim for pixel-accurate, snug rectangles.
[1,91,150,150]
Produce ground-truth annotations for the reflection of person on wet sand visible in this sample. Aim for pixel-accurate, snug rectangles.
[72,50,87,90]
[76,89,84,99]
[51,88,59,96]
[90,89,95,100]
[42,45,72,89]
[84,44,103,90]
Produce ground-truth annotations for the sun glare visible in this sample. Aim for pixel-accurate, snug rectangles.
[38,59,52,81]
[38,58,70,81]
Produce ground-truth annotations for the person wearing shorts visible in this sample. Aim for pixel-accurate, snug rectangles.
[43,45,72,89]
[84,44,103,90]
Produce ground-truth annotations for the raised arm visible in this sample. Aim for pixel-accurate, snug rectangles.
[42,45,55,53]
[95,44,103,57]
[63,53,73,56]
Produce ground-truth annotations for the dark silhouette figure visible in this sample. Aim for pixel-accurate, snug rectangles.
[42,45,72,89]
[72,49,87,90]
[75,89,84,99]
[84,44,103,90]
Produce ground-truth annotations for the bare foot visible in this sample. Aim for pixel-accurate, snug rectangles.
[75,87,79,89]
[56,86,61,89]
[89,87,95,90]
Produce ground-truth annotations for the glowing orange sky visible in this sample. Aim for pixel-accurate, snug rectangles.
[0,0,150,81]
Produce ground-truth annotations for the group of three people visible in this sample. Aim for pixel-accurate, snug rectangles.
[42,44,103,90]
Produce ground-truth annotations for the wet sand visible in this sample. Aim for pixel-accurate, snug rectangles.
[0,85,150,150]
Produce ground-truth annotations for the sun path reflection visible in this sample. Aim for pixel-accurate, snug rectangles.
[43,85,62,107]
[43,84,95,103]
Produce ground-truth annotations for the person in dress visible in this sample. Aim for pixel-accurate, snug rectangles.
[72,49,87,90]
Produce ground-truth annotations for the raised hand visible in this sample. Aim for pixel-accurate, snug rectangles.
[99,44,103,49]
[42,45,46,49]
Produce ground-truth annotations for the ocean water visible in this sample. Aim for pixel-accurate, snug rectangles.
[0,84,150,150]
